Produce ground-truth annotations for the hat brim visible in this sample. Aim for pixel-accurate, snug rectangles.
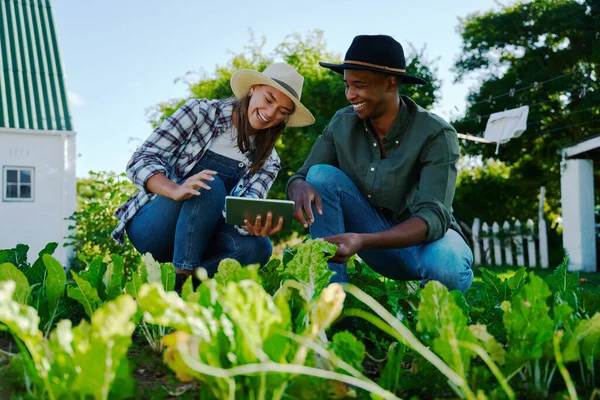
[230,69,315,128]
[319,62,428,85]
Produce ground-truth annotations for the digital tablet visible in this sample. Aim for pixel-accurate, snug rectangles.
[225,196,295,230]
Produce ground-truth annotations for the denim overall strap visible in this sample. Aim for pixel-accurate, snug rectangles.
[126,149,272,275]
[187,150,247,194]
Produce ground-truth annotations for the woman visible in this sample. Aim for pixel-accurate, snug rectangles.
[112,62,315,287]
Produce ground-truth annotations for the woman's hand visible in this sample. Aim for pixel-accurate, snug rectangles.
[171,170,218,201]
[244,212,284,237]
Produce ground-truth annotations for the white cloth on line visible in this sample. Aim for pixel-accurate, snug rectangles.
[483,105,529,154]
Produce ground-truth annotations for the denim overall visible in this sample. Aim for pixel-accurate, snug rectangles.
[126,150,272,275]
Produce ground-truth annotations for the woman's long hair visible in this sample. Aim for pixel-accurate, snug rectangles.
[233,92,289,175]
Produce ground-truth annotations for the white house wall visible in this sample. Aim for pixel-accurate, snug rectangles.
[560,157,597,272]
[0,130,76,266]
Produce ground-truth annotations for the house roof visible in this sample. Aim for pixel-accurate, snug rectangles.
[0,0,72,132]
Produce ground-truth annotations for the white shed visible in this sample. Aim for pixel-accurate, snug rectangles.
[560,133,600,272]
[0,0,76,266]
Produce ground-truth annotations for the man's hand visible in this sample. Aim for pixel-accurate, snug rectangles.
[323,233,364,263]
[244,213,284,237]
[288,179,323,228]
[171,170,218,201]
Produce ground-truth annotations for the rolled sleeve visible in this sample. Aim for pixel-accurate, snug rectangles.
[126,99,204,193]
[285,126,338,197]
[412,128,460,243]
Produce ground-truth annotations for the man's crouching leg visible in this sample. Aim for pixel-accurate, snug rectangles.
[306,164,360,283]
[416,230,474,292]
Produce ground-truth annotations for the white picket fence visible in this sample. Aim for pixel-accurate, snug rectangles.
[471,187,549,268]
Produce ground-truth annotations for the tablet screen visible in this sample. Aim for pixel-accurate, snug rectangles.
[225,196,295,230]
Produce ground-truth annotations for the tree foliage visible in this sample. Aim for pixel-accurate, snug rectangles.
[147,30,441,202]
[452,0,599,221]
[67,172,140,269]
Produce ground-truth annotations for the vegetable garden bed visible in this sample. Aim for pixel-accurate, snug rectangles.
[0,239,598,399]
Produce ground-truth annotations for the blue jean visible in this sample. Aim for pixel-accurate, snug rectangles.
[306,164,474,292]
[126,151,272,274]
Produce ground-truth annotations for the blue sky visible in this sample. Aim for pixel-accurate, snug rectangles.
[51,0,499,177]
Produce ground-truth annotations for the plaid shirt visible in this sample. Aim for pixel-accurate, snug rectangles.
[112,98,281,244]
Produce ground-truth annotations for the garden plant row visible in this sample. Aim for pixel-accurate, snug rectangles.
[0,238,599,399]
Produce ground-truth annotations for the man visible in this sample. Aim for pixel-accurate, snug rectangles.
[286,35,474,292]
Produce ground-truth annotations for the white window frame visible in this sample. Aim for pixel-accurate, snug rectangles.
[3,166,35,202]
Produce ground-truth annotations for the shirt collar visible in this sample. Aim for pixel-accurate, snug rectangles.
[362,96,411,143]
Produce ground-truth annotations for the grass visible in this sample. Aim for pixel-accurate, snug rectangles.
[472,264,600,291]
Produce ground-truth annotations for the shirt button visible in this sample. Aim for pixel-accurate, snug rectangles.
[368,195,372,199]
[370,167,375,171]
[239,162,245,168]
[395,140,399,144]
[373,142,377,147]
[239,185,243,188]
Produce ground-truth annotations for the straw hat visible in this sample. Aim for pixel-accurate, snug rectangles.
[230,62,315,127]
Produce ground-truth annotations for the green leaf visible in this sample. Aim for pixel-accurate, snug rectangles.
[417,281,477,372]
[469,324,506,365]
[213,259,243,285]
[124,268,144,300]
[181,276,194,300]
[259,258,281,295]
[142,253,161,284]
[70,295,138,399]
[26,243,58,286]
[378,342,405,394]
[0,281,41,340]
[563,313,600,365]
[284,238,337,299]
[327,331,365,372]
[0,263,31,304]
[451,290,471,324]
[507,267,527,293]
[282,247,296,267]
[221,279,284,363]
[103,255,125,301]
[480,267,508,302]
[501,273,554,362]
[545,257,580,310]
[0,244,30,270]
[161,263,176,291]
[552,303,574,332]
[580,289,600,318]
[68,271,102,318]
[137,283,210,337]
[42,255,67,319]
[88,256,107,289]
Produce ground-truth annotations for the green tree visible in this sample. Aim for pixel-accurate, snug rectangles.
[148,30,441,196]
[66,172,140,269]
[147,30,441,239]
[452,0,600,223]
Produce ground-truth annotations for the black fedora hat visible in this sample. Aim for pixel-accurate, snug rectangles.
[319,35,428,85]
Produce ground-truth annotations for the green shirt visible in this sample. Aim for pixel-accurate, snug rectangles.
[287,95,466,244]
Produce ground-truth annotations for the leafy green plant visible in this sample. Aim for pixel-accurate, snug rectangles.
[0,280,139,400]
[137,242,398,400]
[124,253,175,352]
[66,171,139,270]
[66,252,175,353]
[0,244,68,336]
